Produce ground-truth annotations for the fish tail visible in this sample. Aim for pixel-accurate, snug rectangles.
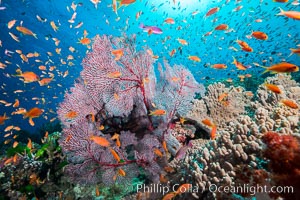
[261,68,269,75]
[231,56,236,64]
[276,7,285,16]
[287,49,294,57]
[33,33,38,39]
[139,23,144,29]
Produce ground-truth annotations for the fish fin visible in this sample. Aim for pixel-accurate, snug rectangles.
[276,7,285,16]
[29,118,34,126]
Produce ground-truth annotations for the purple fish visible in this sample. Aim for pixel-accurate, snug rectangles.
[139,23,163,34]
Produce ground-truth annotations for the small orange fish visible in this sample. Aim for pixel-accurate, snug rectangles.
[175,183,192,194]
[90,136,110,147]
[65,110,78,119]
[38,78,53,86]
[110,148,121,162]
[118,168,126,176]
[9,32,20,42]
[78,37,91,45]
[16,26,38,39]
[277,7,300,20]
[215,24,228,30]
[0,113,10,125]
[164,18,175,24]
[95,185,100,197]
[16,69,40,83]
[50,21,59,32]
[177,38,188,45]
[149,109,166,116]
[169,49,176,57]
[205,7,220,17]
[13,141,19,148]
[162,192,177,200]
[202,119,214,127]
[211,64,227,69]
[111,49,124,61]
[4,125,14,132]
[264,83,282,94]
[8,19,17,29]
[153,148,163,157]
[218,92,228,102]
[119,0,136,7]
[281,99,299,109]
[107,71,122,78]
[23,107,43,126]
[162,140,168,153]
[210,125,217,140]
[188,55,201,62]
[261,62,299,74]
[251,31,268,40]
[232,57,247,70]
[27,138,32,149]
[13,99,19,108]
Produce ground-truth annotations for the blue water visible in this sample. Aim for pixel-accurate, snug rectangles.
[0,0,299,134]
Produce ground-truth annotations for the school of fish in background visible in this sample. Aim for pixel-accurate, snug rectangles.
[0,0,299,156]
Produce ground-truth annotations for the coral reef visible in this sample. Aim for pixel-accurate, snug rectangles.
[165,74,300,200]
[57,34,204,188]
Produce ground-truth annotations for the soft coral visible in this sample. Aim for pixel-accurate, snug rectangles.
[262,131,300,200]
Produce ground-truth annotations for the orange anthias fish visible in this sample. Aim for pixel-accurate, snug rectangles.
[38,77,53,86]
[201,119,214,127]
[0,113,10,125]
[188,55,201,62]
[281,99,299,109]
[16,26,38,39]
[90,135,110,147]
[118,168,126,176]
[277,8,300,20]
[232,57,247,70]
[149,109,166,116]
[177,38,188,45]
[153,148,163,157]
[111,49,124,60]
[264,83,282,94]
[110,148,121,162]
[210,125,217,140]
[64,110,78,119]
[205,7,220,17]
[251,31,268,40]
[215,24,228,30]
[261,62,299,74]
[23,107,43,126]
[164,18,175,24]
[211,64,227,69]
[162,192,177,200]
[50,21,59,32]
[78,37,91,45]
[119,0,136,7]
[16,69,39,83]
[107,71,122,78]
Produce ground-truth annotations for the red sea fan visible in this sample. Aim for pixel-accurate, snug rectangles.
[81,35,156,117]
[58,34,204,186]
